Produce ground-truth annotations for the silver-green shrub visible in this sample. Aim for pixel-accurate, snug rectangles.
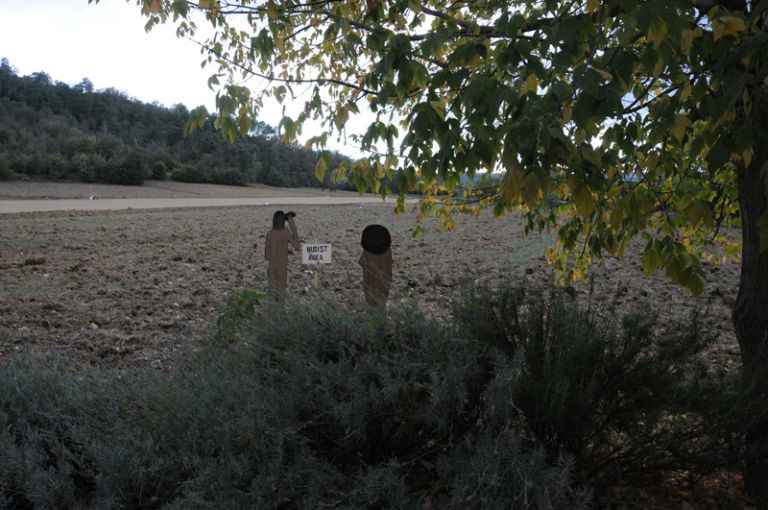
[452,279,745,489]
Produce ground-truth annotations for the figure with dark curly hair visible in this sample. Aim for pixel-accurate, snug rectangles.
[359,224,392,307]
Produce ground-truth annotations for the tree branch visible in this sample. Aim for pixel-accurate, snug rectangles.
[190,38,379,96]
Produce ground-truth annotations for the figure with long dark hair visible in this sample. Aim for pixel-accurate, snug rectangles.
[359,224,392,308]
[265,210,299,303]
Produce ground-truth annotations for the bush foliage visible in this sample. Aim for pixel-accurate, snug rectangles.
[0,280,746,507]
[453,281,747,486]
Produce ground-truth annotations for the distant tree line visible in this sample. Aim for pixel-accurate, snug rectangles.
[0,57,355,189]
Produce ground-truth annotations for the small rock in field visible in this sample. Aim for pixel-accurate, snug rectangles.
[24,254,46,266]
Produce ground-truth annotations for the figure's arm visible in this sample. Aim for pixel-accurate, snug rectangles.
[287,217,300,251]
[265,231,271,260]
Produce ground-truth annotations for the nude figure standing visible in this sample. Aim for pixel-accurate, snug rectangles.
[265,210,299,303]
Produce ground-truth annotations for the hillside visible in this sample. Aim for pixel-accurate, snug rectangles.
[0,57,351,189]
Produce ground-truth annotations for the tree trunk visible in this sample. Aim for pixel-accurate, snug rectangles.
[734,151,768,505]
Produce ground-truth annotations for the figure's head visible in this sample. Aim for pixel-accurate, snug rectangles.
[272,210,286,230]
[361,224,391,254]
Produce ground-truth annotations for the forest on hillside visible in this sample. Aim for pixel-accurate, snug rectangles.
[0,57,354,189]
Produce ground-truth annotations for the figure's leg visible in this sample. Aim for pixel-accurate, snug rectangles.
[268,265,286,304]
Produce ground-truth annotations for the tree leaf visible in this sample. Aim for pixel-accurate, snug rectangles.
[520,172,542,206]
[642,244,663,275]
[595,68,613,81]
[430,99,446,120]
[680,28,697,55]
[669,114,692,143]
[501,163,521,205]
[648,14,667,47]
[573,182,594,218]
[315,152,328,183]
[713,16,747,41]
[522,73,538,95]
[609,202,625,230]
[684,199,713,227]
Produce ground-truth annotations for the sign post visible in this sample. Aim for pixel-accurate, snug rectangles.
[301,243,332,287]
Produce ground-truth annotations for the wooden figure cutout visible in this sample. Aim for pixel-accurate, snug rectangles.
[359,224,392,308]
[265,210,299,303]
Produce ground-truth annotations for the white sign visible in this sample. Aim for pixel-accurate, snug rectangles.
[302,244,332,264]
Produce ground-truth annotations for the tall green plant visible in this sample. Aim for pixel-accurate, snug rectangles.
[454,280,746,488]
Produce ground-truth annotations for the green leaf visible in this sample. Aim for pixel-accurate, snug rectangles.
[315,151,330,183]
[684,199,713,228]
[217,94,234,115]
[669,114,692,143]
[642,244,663,275]
[647,14,667,47]
[706,141,731,171]
[712,15,747,41]
[581,144,601,168]
[183,106,209,136]
[501,164,521,205]
[549,81,572,101]
[522,73,538,95]
[279,116,296,140]
[334,161,348,183]
[609,201,625,230]
[520,172,541,206]
[573,182,594,218]
[220,116,237,144]
[148,0,163,13]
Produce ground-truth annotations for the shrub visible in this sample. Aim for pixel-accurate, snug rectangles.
[71,136,97,156]
[45,153,69,180]
[150,160,168,180]
[0,297,583,508]
[71,151,106,182]
[17,150,46,176]
[213,286,266,343]
[0,151,14,179]
[210,167,246,186]
[452,279,744,488]
[95,135,122,159]
[8,279,743,506]
[73,152,108,183]
[145,298,584,508]
[0,358,119,508]
[170,163,205,183]
[95,150,146,185]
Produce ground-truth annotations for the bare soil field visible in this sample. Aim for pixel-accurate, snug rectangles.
[0,181,742,369]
